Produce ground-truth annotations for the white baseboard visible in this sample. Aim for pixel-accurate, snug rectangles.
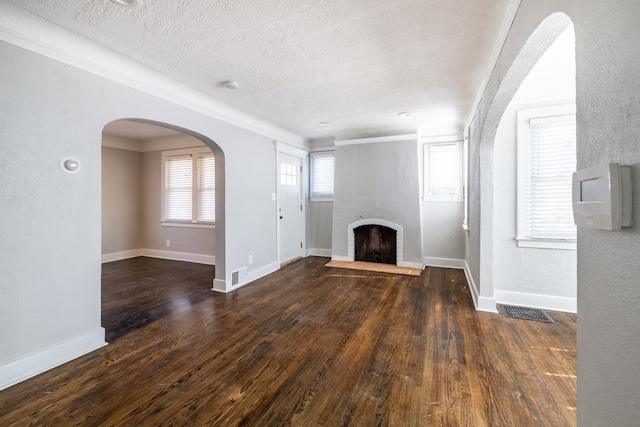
[476,295,498,313]
[331,255,350,262]
[101,249,142,263]
[463,261,498,313]
[307,248,332,257]
[397,261,424,269]
[0,328,106,392]
[140,249,215,265]
[102,249,215,265]
[212,278,227,293]
[423,257,466,269]
[494,290,577,313]
[246,261,279,285]
[212,261,279,293]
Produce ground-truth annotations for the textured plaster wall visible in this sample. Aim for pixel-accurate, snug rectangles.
[331,140,422,266]
[0,39,278,370]
[466,0,640,424]
[0,42,103,365]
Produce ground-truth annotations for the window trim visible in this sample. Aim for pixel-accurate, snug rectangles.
[161,147,215,228]
[309,151,335,202]
[462,135,469,230]
[516,104,576,250]
[422,141,463,202]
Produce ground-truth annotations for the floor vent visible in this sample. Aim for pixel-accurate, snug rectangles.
[498,304,554,323]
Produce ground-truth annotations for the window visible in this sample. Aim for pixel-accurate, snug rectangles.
[517,105,576,248]
[423,142,463,201]
[281,162,298,187]
[310,151,335,200]
[162,147,215,227]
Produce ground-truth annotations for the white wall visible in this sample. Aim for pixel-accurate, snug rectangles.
[331,139,423,267]
[0,38,281,388]
[466,1,640,424]
[421,201,465,262]
[492,26,577,311]
[102,145,142,255]
[308,201,333,255]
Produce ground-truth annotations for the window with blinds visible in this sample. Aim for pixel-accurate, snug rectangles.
[162,148,215,225]
[528,115,576,239]
[165,155,193,221]
[423,142,463,201]
[310,152,335,199]
[197,154,215,222]
[517,105,576,248]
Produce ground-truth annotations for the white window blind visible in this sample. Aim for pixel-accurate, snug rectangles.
[197,154,215,222]
[310,152,334,198]
[527,114,576,240]
[162,148,215,225]
[165,155,192,221]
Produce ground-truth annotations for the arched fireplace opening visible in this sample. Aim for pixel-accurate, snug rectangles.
[354,225,397,265]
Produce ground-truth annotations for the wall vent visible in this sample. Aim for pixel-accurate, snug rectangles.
[231,267,247,286]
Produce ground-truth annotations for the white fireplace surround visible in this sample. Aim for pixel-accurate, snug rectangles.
[345,218,408,266]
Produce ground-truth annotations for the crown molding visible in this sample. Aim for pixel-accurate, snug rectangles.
[0,4,305,146]
[334,134,418,147]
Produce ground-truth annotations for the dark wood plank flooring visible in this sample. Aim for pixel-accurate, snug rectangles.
[0,256,577,426]
[101,257,216,342]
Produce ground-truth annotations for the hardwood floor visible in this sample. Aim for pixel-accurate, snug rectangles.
[101,257,216,342]
[0,257,577,426]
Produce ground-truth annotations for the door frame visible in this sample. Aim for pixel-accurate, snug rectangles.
[274,141,308,266]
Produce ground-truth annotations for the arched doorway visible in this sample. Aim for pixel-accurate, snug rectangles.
[492,24,577,312]
[101,119,225,341]
[474,12,575,310]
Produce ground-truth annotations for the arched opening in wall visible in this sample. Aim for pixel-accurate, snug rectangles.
[101,119,224,342]
[491,19,577,313]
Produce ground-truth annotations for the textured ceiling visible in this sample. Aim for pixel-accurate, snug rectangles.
[10,0,512,141]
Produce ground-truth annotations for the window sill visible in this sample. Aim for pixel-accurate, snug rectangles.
[516,238,576,250]
[161,222,215,230]
[310,197,334,202]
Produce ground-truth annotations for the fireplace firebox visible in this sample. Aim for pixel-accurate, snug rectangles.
[354,225,397,265]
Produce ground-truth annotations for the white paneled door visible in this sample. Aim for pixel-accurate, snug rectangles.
[278,153,303,264]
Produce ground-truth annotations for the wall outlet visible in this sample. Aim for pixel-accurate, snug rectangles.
[166,240,171,248]
[248,254,253,264]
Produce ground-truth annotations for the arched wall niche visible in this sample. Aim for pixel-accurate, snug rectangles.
[102,118,226,282]
[472,12,574,305]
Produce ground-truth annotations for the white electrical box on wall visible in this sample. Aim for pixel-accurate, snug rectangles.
[572,163,633,230]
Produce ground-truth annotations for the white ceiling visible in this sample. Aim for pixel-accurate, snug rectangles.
[10,0,513,141]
